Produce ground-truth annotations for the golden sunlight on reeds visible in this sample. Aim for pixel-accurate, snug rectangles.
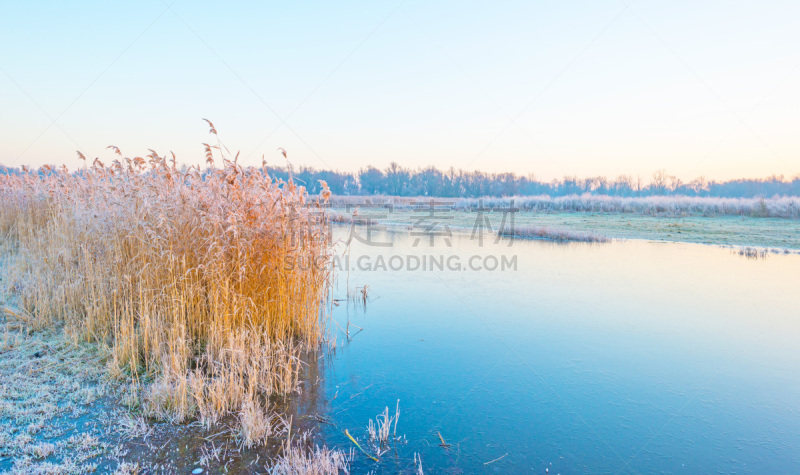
[0,138,333,428]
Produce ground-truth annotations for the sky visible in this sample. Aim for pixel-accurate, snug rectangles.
[1,0,799,182]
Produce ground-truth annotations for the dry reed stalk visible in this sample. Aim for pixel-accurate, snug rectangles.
[497,223,609,243]
[0,136,333,426]
[271,432,353,474]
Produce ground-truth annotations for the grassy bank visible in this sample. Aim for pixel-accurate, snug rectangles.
[330,194,800,219]
[330,201,800,250]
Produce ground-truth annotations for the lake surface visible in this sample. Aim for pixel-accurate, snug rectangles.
[313,227,800,473]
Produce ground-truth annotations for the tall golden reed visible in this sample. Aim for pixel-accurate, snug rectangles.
[0,141,332,427]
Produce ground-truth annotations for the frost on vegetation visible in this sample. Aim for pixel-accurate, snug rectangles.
[455,194,800,218]
[365,400,402,458]
[414,452,424,474]
[0,319,121,474]
[117,413,153,441]
[331,194,800,218]
[270,433,353,475]
[24,441,55,458]
[0,144,332,427]
[497,223,609,243]
[7,456,99,475]
[0,133,347,474]
[112,461,141,475]
[236,398,280,449]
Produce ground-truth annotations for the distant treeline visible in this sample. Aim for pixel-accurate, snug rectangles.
[269,164,800,198]
[3,162,799,198]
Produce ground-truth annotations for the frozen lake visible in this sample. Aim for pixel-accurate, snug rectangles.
[313,227,800,473]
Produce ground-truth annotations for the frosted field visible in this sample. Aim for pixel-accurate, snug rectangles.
[333,207,800,251]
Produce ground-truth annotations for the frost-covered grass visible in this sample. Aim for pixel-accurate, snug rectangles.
[329,194,800,249]
[330,194,800,219]
[328,205,800,250]
[117,414,152,441]
[366,401,400,456]
[236,399,280,449]
[270,434,353,475]
[456,195,800,218]
[497,224,609,243]
[0,308,137,473]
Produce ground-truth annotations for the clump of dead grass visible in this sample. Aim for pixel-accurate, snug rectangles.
[367,400,400,455]
[497,223,609,243]
[270,432,353,475]
[117,413,152,441]
[236,398,279,449]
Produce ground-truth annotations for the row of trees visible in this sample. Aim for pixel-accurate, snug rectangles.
[274,163,800,198]
[4,162,799,198]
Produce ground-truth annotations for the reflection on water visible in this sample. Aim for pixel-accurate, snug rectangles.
[319,228,800,473]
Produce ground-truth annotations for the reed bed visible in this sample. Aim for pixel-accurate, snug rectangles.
[330,194,800,218]
[458,195,800,218]
[328,211,379,226]
[0,142,332,427]
[497,224,609,243]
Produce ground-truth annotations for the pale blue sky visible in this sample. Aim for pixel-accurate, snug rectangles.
[1,0,799,181]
